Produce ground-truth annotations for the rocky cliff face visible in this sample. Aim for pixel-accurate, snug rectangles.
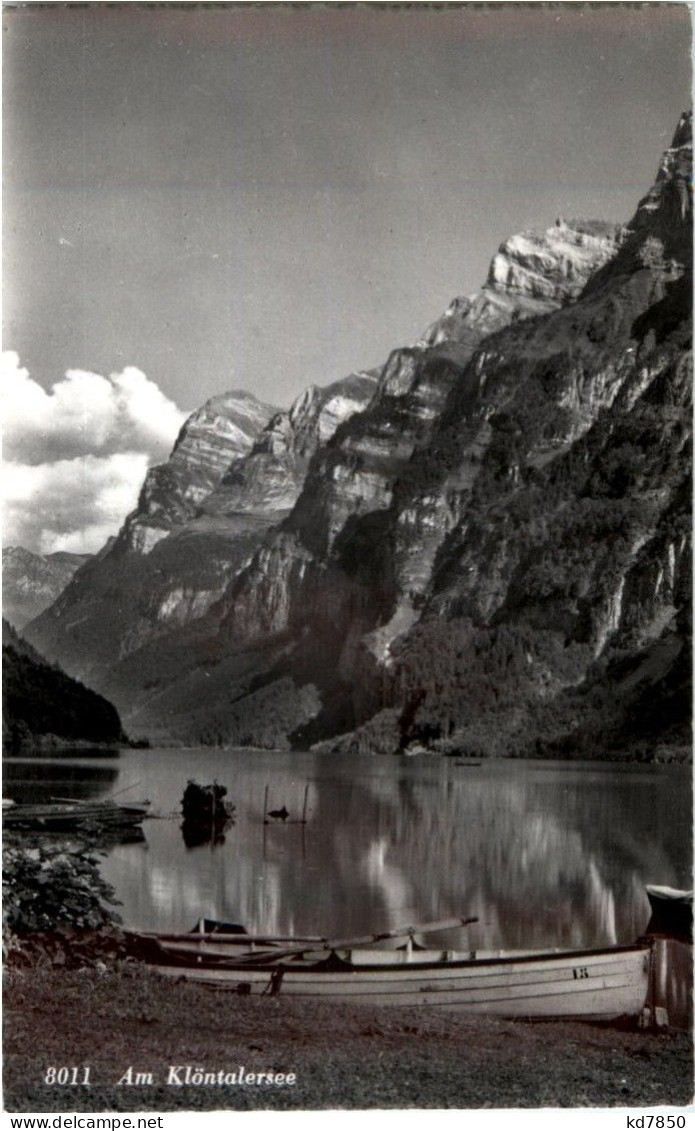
[200,369,380,518]
[26,114,692,759]
[24,391,277,683]
[106,214,624,743]
[2,547,91,629]
[318,111,692,757]
[24,372,378,694]
[165,113,690,755]
[120,390,277,554]
[418,218,626,355]
[223,218,625,638]
[204,216,626,677]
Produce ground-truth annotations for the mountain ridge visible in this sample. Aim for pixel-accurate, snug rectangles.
[2,619,127,751]
[25,112,692,759]
[2,546,92,629]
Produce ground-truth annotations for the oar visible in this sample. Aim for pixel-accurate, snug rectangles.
[132,930,326,945]
[50,784,145,805]
[206,915,479,967]
[132,914,476,949]
[110,781,143,798]
[50,797,107,805]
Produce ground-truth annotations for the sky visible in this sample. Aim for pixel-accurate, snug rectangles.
[2,3,692,554]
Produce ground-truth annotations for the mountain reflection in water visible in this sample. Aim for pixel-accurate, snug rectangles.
[3,756,119,800]
[4,750,690,945]
[7,748,677,951]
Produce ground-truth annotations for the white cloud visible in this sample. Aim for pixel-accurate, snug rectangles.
[1,351,185,465]
[1,353,187,554]
[3,453,150,555]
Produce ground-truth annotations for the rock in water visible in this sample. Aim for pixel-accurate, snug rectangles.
[181,780,235,848]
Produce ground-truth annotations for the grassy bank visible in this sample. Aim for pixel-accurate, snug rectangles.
[3,963,692,1112]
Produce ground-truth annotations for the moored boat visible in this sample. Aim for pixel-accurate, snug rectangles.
[131,917,652,1020]
[645,885,693,942]
[3,798,151,831]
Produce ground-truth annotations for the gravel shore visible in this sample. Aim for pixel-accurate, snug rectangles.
[3,964,693,1112]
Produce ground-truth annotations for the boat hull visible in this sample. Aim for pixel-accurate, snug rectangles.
[147,943,651,1020]
[4,802,150,830]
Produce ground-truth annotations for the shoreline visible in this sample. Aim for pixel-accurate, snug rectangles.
[3,964,692,1112]
[5,745,691,765]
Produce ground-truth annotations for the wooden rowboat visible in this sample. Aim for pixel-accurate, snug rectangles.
[140,942,651,1019]
[131,917,652,1020]
[3,798,150,831]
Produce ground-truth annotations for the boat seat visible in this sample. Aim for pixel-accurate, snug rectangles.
[345,949,455,966]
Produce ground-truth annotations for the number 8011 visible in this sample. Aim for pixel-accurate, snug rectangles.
[44,1066,91,1085]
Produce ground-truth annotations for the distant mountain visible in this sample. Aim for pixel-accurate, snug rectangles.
[2,546,91,629]
[25,113,692,760]
[2,619,126,750]
[24,373,383,703]
[24,390,280,685]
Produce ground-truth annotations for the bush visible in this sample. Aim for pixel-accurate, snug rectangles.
[3,842,121,936]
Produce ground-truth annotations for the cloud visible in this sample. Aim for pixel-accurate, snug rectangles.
[1,351,185,465]
[1,353,187,554]
[3,453,150,555]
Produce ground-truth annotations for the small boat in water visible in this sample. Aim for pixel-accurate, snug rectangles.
[130,915,652,1020]
[3,797,151,831]
[645,885,693,942]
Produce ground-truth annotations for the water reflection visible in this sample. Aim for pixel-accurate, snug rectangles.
[4,748,690,1027]
[652,939,692,1030]
[181,817,233,848]
[3,758,119,801]
[91,752,690,950]
[4,751,691,956]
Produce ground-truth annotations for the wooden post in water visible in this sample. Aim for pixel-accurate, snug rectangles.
[301,784,309,825]
[263,784,269,826]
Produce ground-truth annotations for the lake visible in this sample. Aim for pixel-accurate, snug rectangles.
[4,748,691,953]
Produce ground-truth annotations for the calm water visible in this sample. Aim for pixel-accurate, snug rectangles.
[4,748,691,955]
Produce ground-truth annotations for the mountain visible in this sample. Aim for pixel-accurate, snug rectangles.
[25,217,620,741]
[2,547,91,629]
[417,218,627,358]
[23,390,279,684]
[24,374,380,698]
[306,111,691,759]
[199,369,381,519]
[2,620,126,750]
[120,389,279,554]
[26,113,692,759]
